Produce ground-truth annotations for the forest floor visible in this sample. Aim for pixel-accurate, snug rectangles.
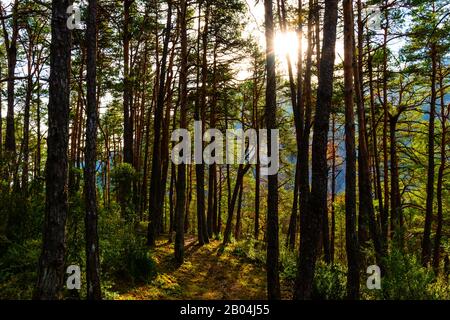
[116,237,291,300]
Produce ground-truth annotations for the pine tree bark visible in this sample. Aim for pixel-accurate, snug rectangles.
[175,0,188,265]
[433,67,448,274]
[234,183,244,241]
[294,0,338,300]
[1,0,18,155]
[84,0,102,300]
[197,0,210,243]
[264,0,281,301]
[123,0,133,165]
[34,0,71,300]
[367,33,385,248]
[381,1,390,245]
[330,115,337,263]
[389,114,402,246]
[148,0,173,246]
[422,43,437,266]
[343,0,360,300]
[354,0,383,266]
[223,164,250,245]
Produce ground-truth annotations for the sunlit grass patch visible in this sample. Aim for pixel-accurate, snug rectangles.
[152,273,182,295]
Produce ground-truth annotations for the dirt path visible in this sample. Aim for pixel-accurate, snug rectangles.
[117,238,268,300]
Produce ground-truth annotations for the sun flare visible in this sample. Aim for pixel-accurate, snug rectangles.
[274,31,305,61]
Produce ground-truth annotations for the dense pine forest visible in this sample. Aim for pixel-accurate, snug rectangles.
[0,0,449,301]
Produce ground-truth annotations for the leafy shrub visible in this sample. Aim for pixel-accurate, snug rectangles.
[279,247,297,281]
[377,250,436,300]
[99,206,156,285]
[126,243,157,283]
[232,239,266,265]
[427,277,450,300]
[111,163,136,187]
[312,261,347,300]
[152,274,181,295]
[110,163,136,219]
[0,239,40,299]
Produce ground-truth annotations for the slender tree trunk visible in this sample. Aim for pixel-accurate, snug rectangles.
[367,33,385,247]
[84,0,101,300]
[422,43,437,266]
[278,0,299,252]
[354,0,383,266]
[123,0,133,165]
[0,63,2,158]
[21,64,32,193]
[264,0,281,301]
[389,115,402,248]
[198,0,210,243]
[343,0,360,300]
[218,166,223,235]
[223,164,250,244]
[36,77,42,177]
[234,183,244,241]
[253,56,262,241]
[207,41,218,238]
[34,0,71,299]
[381,1,390,244]
[295,0,338,300]
[433,70,447,273]
[354,0,369,245]
[1,0,18,155]
[330,115,337,263]
[148,0,173,246]
[175,0,188,264]
[287,161,300,250]
[299,0,314,237]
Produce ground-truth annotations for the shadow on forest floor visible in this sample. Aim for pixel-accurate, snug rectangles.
[115,236,271,300]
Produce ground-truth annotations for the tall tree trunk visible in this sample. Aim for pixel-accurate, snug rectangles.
[159,55,176,233]
[218,166,223,235]
[21,60,33,193]
[223,164,250,245]
[198,0,210,243]
[367,31,385,247]
[1,0,18,155]
[381,1,390,245]
[0,62,2,158]
[432,68,447,273]
[148,0,173,246]
[123,0,133,165]
[84,0,102,300]
[34,0,71,299]
[36,77,42,177]
[264,0,281,301]
[286,161,300,249]
[389,114,402,248]
[234,183,244,241]
[175,0,188,265]
[295,0,338,300]
[298,0,314,258]
[207,40,218,238]
[422,43,437,266]
[354,0,383,266]
[253,55,262,241]
[278,0,299,252]
[343,0,360,300]
[330,115,337,263]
